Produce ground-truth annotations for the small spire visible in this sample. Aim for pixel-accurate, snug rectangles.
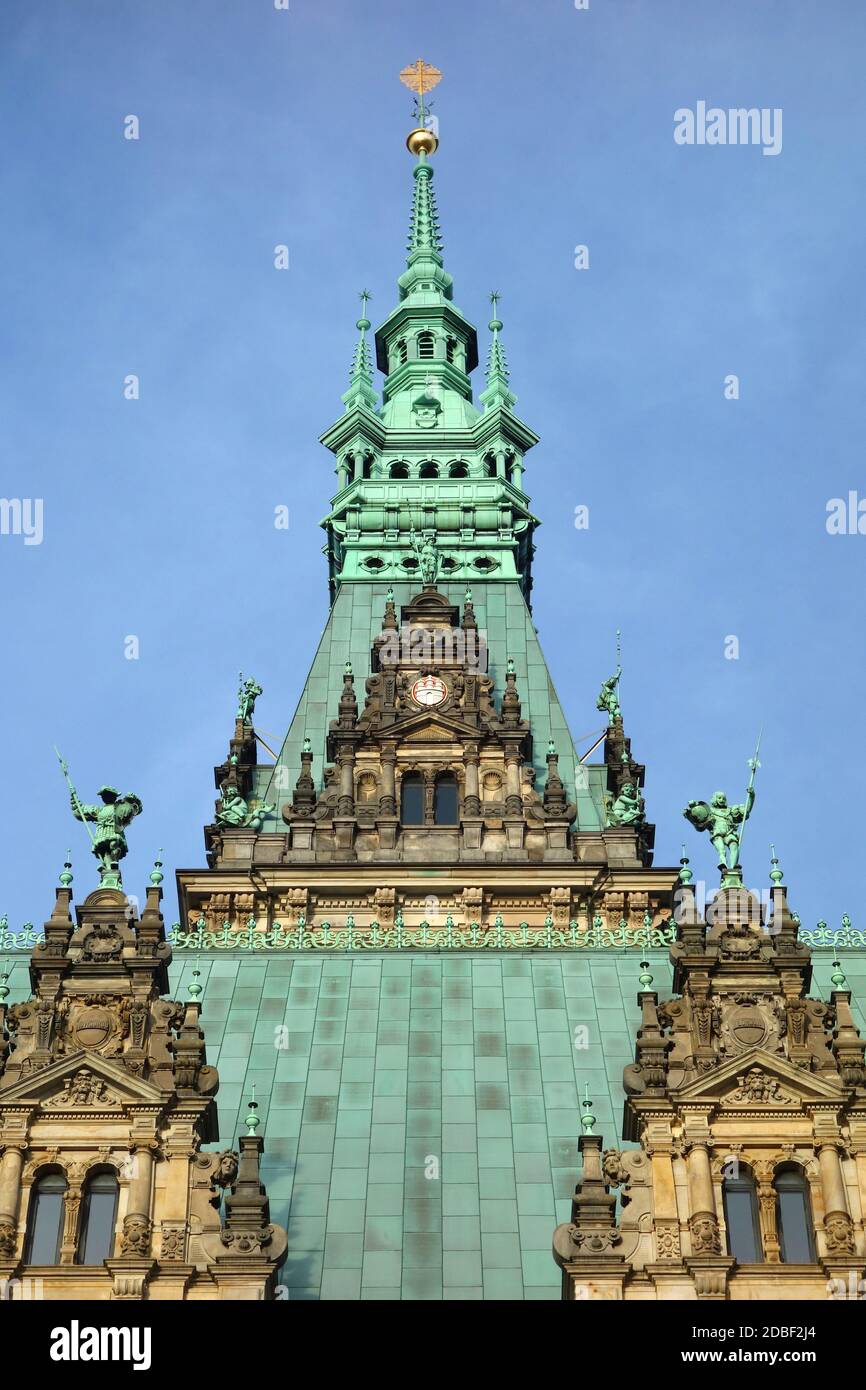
[480,290,517,411]
[245,1085,261,1135]
[59,850,73,889]
[831,958,848,989]
[150,850,164,887]
[187,968,202,1002]
[638,960,654,992]
[769,843,784,886]
[580,1084,596,1134]
[342,291,378,412]
[0,963,9,1004]
[303,735,312,754]
[547,739,557,757]
[678,847,693,885]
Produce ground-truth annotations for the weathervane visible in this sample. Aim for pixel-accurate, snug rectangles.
[399,59,442,156]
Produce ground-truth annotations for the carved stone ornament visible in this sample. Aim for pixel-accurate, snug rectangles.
[824,1214,856,1256]
[45,1067,120,1109]
[160,1223,187,1262]
[655,1220,682,1260]
[81,923,124,961]
[569,1227,622,1254]
[689,1215,721,1255]
[0,1221,17,1258]
[728,1066,792,1106]
[119,1215,151,1257]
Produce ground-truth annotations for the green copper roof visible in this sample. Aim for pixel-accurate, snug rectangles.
[1,944,862,1299]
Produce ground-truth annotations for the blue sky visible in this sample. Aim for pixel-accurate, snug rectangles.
[1,0,864,932]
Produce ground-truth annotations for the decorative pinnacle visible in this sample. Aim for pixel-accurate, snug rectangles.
[343,291,377,412]
[344,661,353,677]
[245,1084,261,1135]
[480,290,516,411]
[678,847,693,885]
[150,850,164,887]
[769,843,784,886]
[187,968,202,1001]
[638,960,654,992]
[580,1084,596,1135]
[0,964,9,1004]
[59,851,73,888]
[831,958,848,989]
[303,735,312,754]
[547,739,557,757]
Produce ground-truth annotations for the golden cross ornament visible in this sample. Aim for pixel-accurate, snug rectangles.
[399,59,442,99]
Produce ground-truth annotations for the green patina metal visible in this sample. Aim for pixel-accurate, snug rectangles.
[319,144,540,601]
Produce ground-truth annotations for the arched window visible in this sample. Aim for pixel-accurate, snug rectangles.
[484,454,497,478]
[445,337,457,364]
[400,774,425,825]
[723,1167,762,1263]
[776,1166,815,1263]
[434,774,459,825]
[449,461,468,479]
[395,338,408,366]
[419,461,439,479]
[344,453,355,483]
[77,1171,119,1265]
[417,331,435,360]
[362,455,373,480]
[24,1171,66,1265]
[389,461,409,479]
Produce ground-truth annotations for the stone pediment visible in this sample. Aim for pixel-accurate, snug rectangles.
[387,708,492,745]
[0,1048,166,1112]
[677,1047,845,1108]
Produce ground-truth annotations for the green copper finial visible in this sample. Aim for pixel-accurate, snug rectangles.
[547,739,557,757]
[342,293,378,413]
[344,660,353,677]
[638,960,654,992]
[303,735,312,754]
[188,968,202,1001]
[769,843,784,886]
[678,847,693,885]
[506,656,515,676]
[0,963,9,1004]
[831,958,848,989]
[580,1084,596,1135]
[59,850,73,888]
[386,585,394,603]
[480,290,516,411]
[464,586,472,604]
[150,850,164,887]
[245,1084,260,1135]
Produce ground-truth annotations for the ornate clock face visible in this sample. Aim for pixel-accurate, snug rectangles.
[411,675,448,707]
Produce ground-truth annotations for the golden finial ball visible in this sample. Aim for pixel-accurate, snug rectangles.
[406,127,438,157]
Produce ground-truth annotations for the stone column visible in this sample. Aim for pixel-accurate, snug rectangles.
[338,748,355,817]
[818,1141,856,1256]
[463,744,481,816]
[504,752,522,817]
[121,1145,155,1256]
[686,1144,721,1254]
[378,746,397,817]
[0,1147,24,1259]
